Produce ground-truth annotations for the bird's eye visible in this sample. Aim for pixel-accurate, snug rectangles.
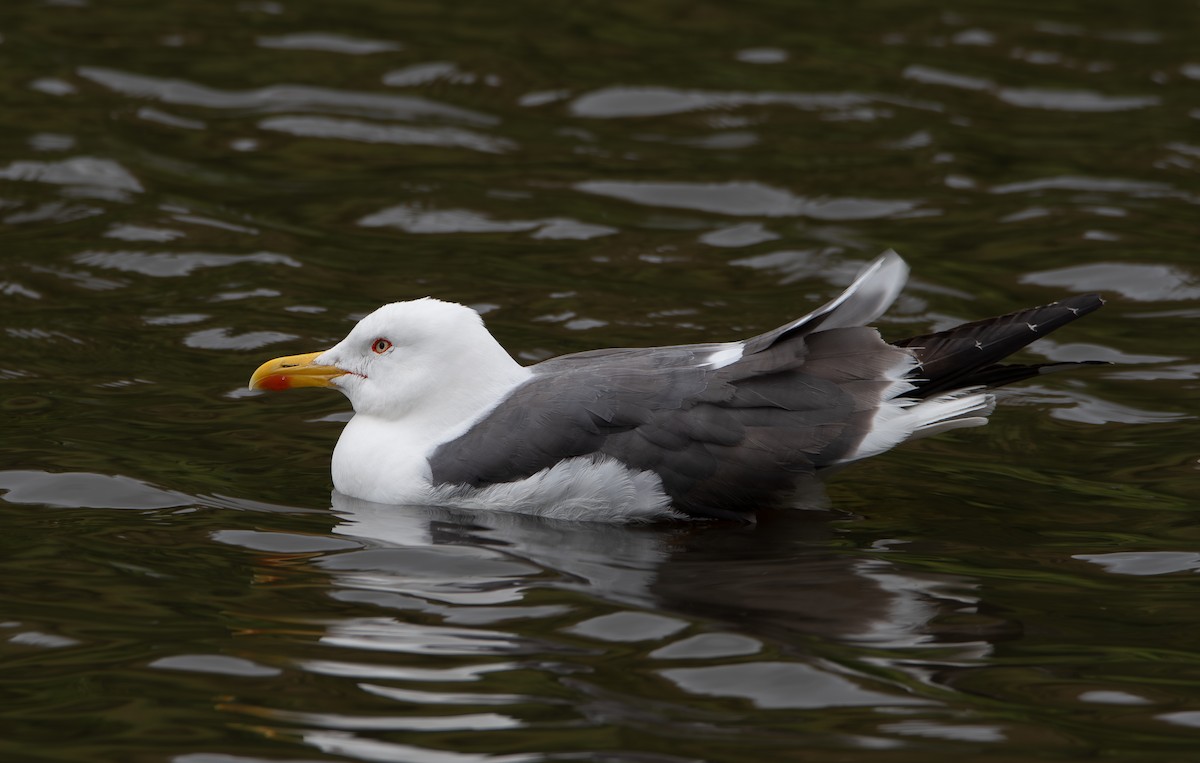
[371,338,392,354]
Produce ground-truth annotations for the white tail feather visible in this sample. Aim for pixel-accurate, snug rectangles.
[908,392,996,439]
[840,390,996,464]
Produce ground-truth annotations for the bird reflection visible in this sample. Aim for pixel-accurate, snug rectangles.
[328,489,1008,650]
[212,491,1024,759]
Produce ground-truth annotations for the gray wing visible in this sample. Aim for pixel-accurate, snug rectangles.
[428,327,910,520]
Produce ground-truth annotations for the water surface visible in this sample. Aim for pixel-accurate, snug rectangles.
[2,1,1199,761]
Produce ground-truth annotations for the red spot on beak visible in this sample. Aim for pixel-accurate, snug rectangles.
[258,374,292,392]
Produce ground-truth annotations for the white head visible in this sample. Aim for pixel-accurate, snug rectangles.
[250,298,529,425]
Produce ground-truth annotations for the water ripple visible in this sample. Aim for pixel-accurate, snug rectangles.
[359,203,616,239]
[319,617,530,656]
[234,705,522,732]
[0,156,142,193]
[150,654,282,677]
[996,87,1159,111]
[904,63,1160,111]
[74,250,300,277]
[990,176,1175,196]
[257,32,402,55]
[78,66,498,125]
[260,115,515,154]
[660,662,931,709]
[0,470,192,509]
[575,180,919,220]
[301,731,541,763]
[570,86,874,119]
[1022,262,1200,301]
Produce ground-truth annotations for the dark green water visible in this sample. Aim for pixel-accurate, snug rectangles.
[2,1,1199,761]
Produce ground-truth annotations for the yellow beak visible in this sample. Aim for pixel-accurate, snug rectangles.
[249,351,346,392]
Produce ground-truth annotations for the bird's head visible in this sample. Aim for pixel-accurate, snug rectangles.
[250,298,524,421]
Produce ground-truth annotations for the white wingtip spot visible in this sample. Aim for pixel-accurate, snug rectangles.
[703,343,744,370]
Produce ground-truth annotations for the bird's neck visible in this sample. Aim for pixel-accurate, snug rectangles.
[429,359,531,435]
[360,347,531,438]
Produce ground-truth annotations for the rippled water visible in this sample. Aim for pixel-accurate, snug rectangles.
[2,1,1199,761]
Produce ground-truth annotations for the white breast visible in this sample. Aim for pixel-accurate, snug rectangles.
[331,415,437,505]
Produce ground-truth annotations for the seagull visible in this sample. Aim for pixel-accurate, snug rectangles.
[249,251,1104,522]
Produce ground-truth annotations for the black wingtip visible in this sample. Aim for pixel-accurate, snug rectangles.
[1056,292,1106,316]
[892,292,1108,397]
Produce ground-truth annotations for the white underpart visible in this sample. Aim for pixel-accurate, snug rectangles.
[429,457,676,522]
[838,352,997,464]
[331,382,678,522]
[702,342,744,369]
[334,416,675,522]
